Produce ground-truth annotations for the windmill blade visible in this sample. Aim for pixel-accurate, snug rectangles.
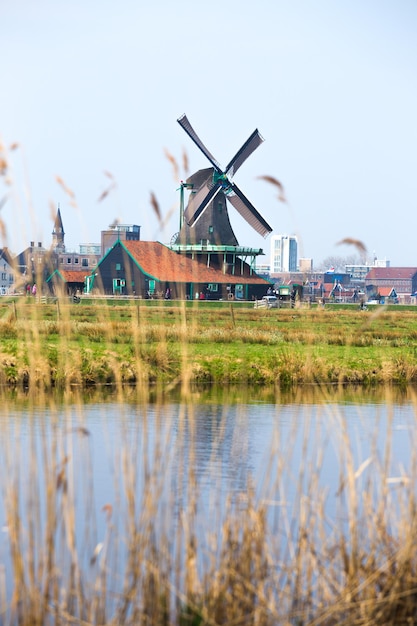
[185,181,222,227]
[183,173,213,223]
[227,183,272,238]
[225,129,264,178]
[177,114,222,172]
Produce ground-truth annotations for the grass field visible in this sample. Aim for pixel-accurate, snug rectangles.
[0,297,416,389]
[2,297,417,624]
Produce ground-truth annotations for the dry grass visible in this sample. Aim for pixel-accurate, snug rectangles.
[1,386,417,624]
[0,299,416,389]
[3,136,417,623]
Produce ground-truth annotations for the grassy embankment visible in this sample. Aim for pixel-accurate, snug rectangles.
[0,297,416,389]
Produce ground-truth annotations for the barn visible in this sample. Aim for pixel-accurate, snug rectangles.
[87,240,270,300]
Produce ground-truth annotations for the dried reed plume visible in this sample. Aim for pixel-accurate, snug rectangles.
[0,145,8,243]
[336,237,367,255]
[55,175,75,199]
[0,156,7,177]
[257,174,287,202]
[102,503,113,520]
[55,175,77,208]
[150,191,162,223]
[98,170,117,202]
[109,217,120,229]
[164,148,180,182]
[0,217,7,242]
[164,146,190,184]
[49,200,59,223]
[182,147,189,176]
[159,204,178,232]
[0,138,7,178]
[0,195,8,211]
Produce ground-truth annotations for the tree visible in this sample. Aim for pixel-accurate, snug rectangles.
[316,254,360,273]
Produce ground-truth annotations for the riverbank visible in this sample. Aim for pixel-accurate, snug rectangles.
[0,298,416,389]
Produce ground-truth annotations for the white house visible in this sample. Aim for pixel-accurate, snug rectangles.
[0,249,15,295]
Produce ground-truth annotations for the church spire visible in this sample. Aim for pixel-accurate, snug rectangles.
[52,204,65,252]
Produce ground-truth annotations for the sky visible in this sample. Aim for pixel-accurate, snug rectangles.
[1,0,417,268]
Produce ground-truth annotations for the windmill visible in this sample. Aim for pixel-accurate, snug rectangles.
[175,114,272,247]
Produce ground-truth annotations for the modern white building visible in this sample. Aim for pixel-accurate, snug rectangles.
[346,258,390,282]
[270,234,298,273]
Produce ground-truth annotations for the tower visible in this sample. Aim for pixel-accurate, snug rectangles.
[52,205,65,253]
[270,234,298,273]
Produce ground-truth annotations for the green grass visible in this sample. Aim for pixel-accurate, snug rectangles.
[0,298,416,388]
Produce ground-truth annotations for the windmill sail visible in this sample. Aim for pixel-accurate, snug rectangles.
[177,114,222,172]
[176,115,272,245]
[225,129,264,178]
[184,179,222,227]
[227,184,272,238]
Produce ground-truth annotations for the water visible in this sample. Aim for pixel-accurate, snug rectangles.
[1,385,417,618]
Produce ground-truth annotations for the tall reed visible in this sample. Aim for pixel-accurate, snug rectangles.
[2,143,417,625]
[1,300,417,388]
[2,386,417,624]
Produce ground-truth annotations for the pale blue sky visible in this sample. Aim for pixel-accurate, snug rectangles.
[2,0,417,267]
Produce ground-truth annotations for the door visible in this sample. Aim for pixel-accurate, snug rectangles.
[112,278,125,295]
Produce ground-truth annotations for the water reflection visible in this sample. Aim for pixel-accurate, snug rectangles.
[1,384,416,520]
[2,381,417,408]
[1,384,417,617]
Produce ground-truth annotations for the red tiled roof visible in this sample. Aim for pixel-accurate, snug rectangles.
[366,267,417,280]
[378,287,396,296]
[122,241,268,285]
[59,270,86,283]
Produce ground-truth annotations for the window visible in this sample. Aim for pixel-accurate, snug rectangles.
[74,257,79,264]
[116,263,121,270]
[82,259,89,267]
[67,257,71,264]
[207,284,218,292]
[218,202,222,213]
[208,226,214,234]
[1,273,6,280]
[60,258,64,264]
